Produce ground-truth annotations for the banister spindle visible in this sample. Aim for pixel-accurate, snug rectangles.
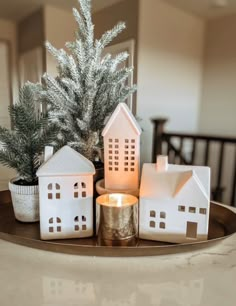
[204,140,210,166]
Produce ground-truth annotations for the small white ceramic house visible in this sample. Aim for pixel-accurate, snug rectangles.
[139,156,211,243]
[37,146,95,240]
[102,103,142,191]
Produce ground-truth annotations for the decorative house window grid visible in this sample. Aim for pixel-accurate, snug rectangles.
[47,183,61,200]
[189,207,196,213]
[108,139,120,172]
[178,205,185,212]
[74,215,87,231]
[149,210,166,230]
[123,139,136,172]
[74,182,87,199]
[199,208,207,215]
[49,217,61,233]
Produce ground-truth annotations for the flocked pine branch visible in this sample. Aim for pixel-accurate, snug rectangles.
[0,82,59,183]
[41,0,136,161]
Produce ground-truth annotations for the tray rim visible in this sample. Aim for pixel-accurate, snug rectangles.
[0,190,236,257]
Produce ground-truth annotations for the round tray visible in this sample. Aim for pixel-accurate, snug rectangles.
[0,190,236,257]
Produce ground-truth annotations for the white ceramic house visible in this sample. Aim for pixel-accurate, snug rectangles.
[139,156,211,243]
[102,103,142,191]
[37,146,95,240]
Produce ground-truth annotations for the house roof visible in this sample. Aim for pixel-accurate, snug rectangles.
[37,146,95,177]
[102,103,142,136]
[140,163,210,200]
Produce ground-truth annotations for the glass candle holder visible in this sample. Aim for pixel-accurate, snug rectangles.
[96,193,138,246]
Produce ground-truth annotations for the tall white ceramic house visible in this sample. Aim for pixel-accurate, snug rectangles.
[102,103,142,191]
[139,156,211,243]
[37,146,95,240]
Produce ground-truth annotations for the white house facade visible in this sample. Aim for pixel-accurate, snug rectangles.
[139,156,211,243]
[37,146,95,240]
[102,103,142,191]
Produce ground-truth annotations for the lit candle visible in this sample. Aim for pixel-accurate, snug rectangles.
[96,193,138,245]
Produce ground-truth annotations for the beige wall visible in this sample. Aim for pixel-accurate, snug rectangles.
[93,0,139,113]
[136,0,205,163]
[0,18,18,190]
[200,15,236,136]
[44,5,76,76]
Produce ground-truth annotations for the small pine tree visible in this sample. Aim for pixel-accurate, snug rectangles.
[42,0,136,161]
[0,82,59,184]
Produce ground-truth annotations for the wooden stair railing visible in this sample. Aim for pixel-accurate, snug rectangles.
[151,118,236,206]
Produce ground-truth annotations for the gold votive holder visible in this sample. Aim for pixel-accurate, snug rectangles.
[96,193,138,246]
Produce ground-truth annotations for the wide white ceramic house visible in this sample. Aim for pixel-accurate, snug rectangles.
[139,156,211,243]
[37,146,95,240]
[102,103,142,192]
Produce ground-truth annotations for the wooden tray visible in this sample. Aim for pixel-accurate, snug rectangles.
[0,190,236,257]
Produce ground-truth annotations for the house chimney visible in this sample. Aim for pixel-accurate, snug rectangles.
[156,155,168,172]
[44,146,54,162]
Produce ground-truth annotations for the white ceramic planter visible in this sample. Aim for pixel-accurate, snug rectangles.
[9,178,39,222]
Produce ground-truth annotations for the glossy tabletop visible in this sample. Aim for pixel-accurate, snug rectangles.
[0,207,236,306]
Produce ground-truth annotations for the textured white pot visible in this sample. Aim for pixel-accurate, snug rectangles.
[9,178,39,222]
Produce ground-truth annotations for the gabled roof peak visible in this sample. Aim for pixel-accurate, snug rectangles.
[102,103,142,136]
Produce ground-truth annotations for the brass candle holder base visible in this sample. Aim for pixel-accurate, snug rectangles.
[96,193,138,243]
[97,236,138,247]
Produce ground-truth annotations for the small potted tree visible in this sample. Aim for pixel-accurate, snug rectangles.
[41,0,136,170]
[0,82,58,222]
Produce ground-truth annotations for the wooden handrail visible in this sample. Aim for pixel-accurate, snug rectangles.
[151,118,236,206]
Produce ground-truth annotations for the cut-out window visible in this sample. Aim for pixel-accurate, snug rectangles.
[56,184,60,190]
[74,225,79,231]
[48,193,53,200]
[131,151,135,155]
[160,222,165,229]
[74,216,79,222]
[109,167,113,171]
[48,184,52,190]
[115,139,119,143]
[56,193,60,199]
[74,192,79,198]
[125,145,129,149]
[160,212,166,219]
[125,162,128,166]
[178,205,185,212]
[131,162,135,166]
[186,222,197,239]
[109,162,112,166]
[189,207,196,213]
[131,157,135,160]
[48,217,62,233]
[82,191,86,198]
[124,168,128,172]
[82,225,87,231]
[82,216,86,222]
[150,221,155,228]
[109,150,112,154]
[199,208,207,215]
[131,145,135,149]
[115,151,119,154]
[125,139,129,143]
[125,151,128,155]
[115,145,119,149]
[74,183,78,189]
[115,168,118,171]
[130,168,135,172]
[109,139,112,142]
[81,182,86,188]
[109,144,112,149]
[115,162,119,166]
[150,210,156,218]
[125,156,128,160]
[115,156,119,160]
[131,139,135,143]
